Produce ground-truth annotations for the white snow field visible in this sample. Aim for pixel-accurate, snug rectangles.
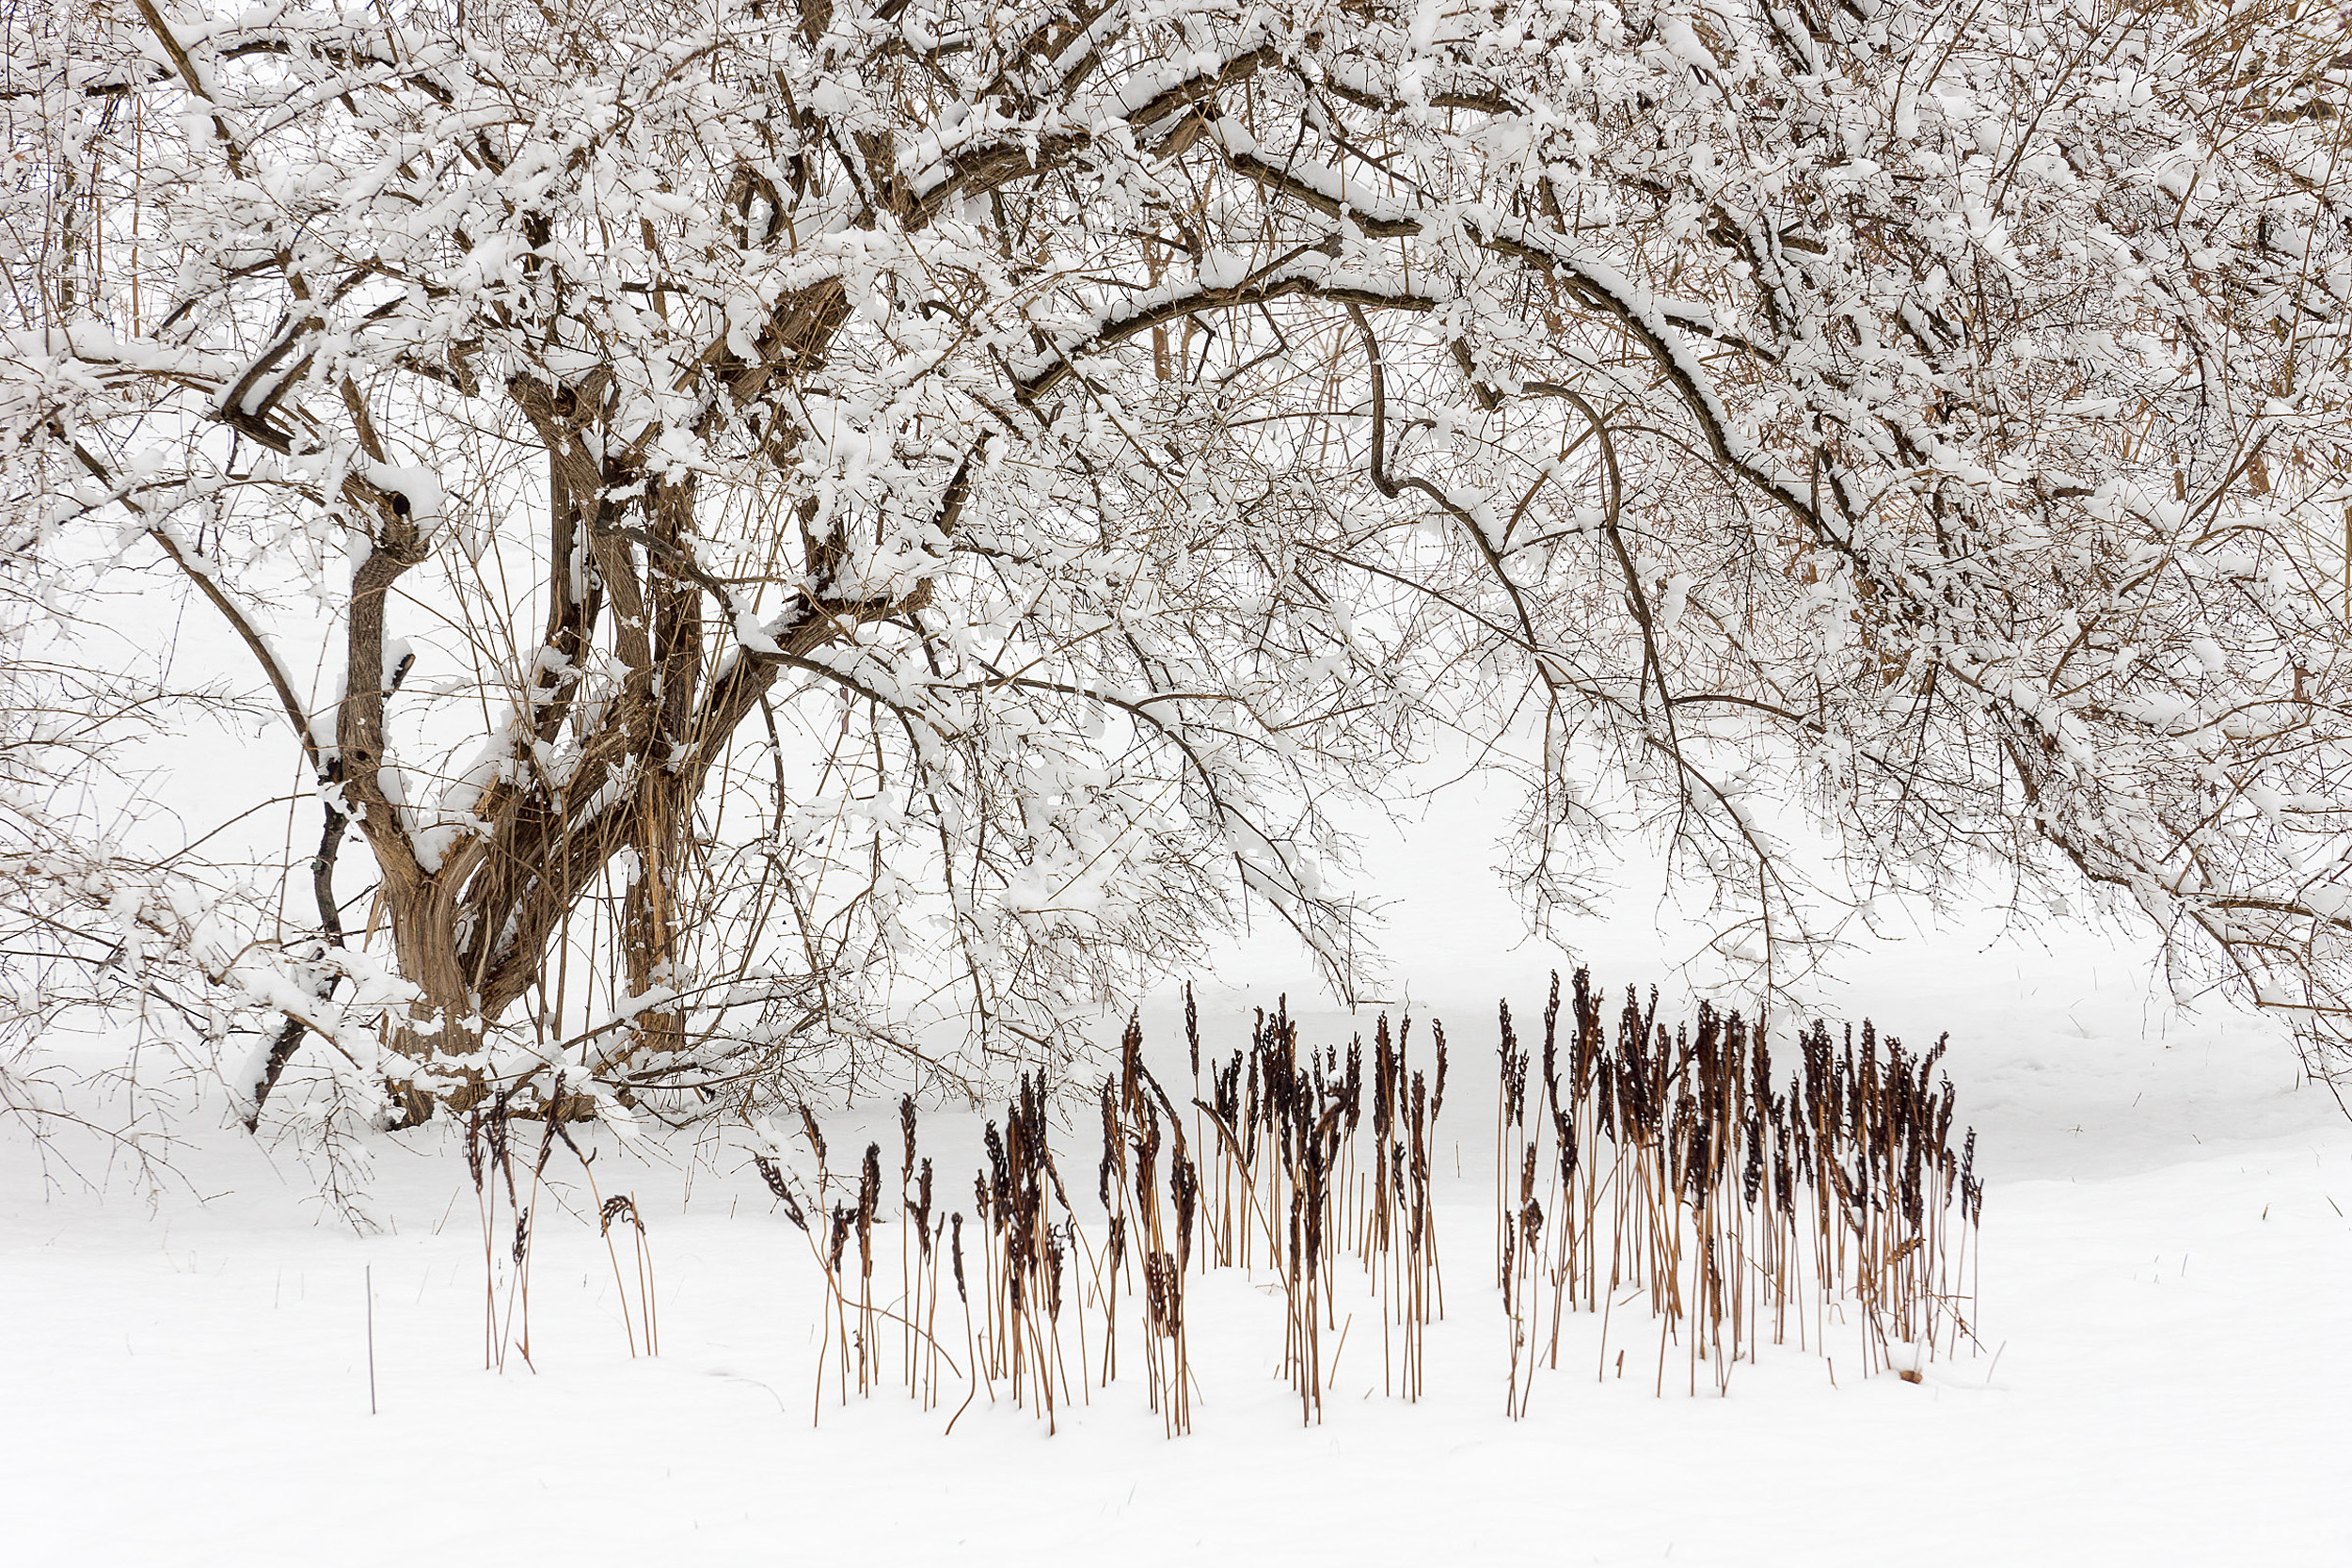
[6,823,2346,1568]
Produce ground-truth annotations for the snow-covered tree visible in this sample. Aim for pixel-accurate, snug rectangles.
[8,0,2352,1125]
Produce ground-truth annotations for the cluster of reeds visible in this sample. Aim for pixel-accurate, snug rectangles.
[1186,999,1447,1413]
[750,999,1213,1434]
[1500,971,1982,1405]
[462,1078,660,1368]
[898,1096,949,1409]
[1361,1009,1446,1401]
[967,1071,1082,1430]
[754,1103,961,1421]
[596,1190,660,1357]
[746,973,1983,1434]
[1099,1013,1200,1433]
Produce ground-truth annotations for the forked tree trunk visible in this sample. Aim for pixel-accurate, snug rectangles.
[332,397,894,1120]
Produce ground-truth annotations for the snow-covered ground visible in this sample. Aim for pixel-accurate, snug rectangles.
[6,800,2346,1566]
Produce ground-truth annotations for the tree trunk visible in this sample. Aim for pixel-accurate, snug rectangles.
[379,878,484,1123]
[622,767,688,1070]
